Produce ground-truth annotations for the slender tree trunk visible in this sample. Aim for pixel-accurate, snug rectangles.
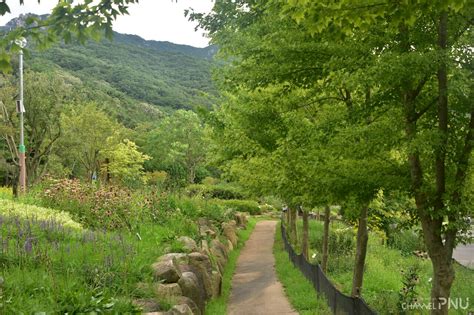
[420,215,455,315]
[302,209,309,258]
[425,12,454,315]
[289,206,298,244]
[12,167,19,198]
[351,204,369,297]
[322,205,330,273]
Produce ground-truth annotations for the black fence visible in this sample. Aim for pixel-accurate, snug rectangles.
[280,223,376,315]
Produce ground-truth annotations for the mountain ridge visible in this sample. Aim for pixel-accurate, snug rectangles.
[2,14,217,126]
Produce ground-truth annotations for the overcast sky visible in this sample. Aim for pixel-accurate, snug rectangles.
[0,0,214,47]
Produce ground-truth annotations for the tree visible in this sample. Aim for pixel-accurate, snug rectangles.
[195,0,473,312]
[144,110,208,186]
[0,71,70,188]
[100,137,150,186]
[58,103,120,181]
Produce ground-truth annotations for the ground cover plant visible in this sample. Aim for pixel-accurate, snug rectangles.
[0,179,242,313]
[274,224,331,315]
[298,220,474,314]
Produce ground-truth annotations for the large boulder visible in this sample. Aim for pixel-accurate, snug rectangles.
[152,258,182,283]
[177,236,198,253]
[178,271,204,314]
[154,283,182,299]
[222,220,238,247]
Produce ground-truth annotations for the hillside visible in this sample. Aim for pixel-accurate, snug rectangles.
[3,15,217,125]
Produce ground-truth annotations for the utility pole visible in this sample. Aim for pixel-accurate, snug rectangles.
[16,37,27,193]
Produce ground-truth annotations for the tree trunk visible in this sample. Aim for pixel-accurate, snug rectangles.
[302,209,309,258]
[11,167,19,198]
[322,205,330,273]
[351,204,369,297]
[420,215,455,315]
[289,206,298,244]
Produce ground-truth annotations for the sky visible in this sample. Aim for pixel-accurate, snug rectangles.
[0,0,214,47]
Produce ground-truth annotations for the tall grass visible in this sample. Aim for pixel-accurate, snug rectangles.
[304,219,474,314]
[273,223,332,315]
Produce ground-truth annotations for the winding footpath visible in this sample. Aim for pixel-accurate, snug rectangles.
[228,220,297,315]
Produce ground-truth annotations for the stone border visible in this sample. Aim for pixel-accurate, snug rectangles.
[136,212,249,315]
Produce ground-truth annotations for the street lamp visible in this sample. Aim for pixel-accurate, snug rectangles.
[15,37,27,193]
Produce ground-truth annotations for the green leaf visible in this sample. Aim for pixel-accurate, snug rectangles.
[0,3,10,15]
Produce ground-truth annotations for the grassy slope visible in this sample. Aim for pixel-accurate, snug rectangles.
[0,196,197,313]
[300,220,474,314]
[205,217,257,315]
[273,223,332,315]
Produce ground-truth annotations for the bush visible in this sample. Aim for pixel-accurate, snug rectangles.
[186,183,245,200]
[388,229,426,256]
[37,179,146,230]
[212,199,260,215]
[309,226,355,256]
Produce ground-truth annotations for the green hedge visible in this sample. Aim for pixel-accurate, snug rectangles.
[211,199,260,215]
[186,184,245,200]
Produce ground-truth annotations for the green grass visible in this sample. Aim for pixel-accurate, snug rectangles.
[0,196,200,313]
[301,220,474,314]
[205,217,257,315]
[273,223,332,315]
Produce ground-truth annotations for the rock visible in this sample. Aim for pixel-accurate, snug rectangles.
[133,298,162,312]
[154,283,182,299]
[177,236,198,252]
[210,239,228,274]
[152,259,182,283]
[176,296,200,315]
[159,253,188,265]
[198,218,217,237]
[188,252,214,300]
[227,239,234,251]
[169,304,193,315]
[178,271,204,313]
[234,212,248,227]
[211,270,222,298]
[222,221,238,247]
[200,240,210,253]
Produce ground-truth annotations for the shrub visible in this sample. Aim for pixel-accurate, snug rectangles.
[186,183,245,200]
[212,199,260,215]
[309,226,355,256]
[388,229,426,256]
[38,179,144,230]
[0,186,13,200]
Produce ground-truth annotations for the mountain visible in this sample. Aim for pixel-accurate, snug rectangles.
[3,14,218,126]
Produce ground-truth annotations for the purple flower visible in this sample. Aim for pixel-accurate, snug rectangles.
[24,237,33,254]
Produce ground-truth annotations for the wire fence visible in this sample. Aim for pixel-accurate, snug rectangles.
[280,222,376,315]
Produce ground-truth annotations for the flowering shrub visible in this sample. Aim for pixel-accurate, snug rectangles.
[40,179,142,230]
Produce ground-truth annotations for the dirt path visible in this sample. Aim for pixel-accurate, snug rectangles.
[228,220,297,315]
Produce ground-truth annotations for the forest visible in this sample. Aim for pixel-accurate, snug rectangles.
[0,0,473,314]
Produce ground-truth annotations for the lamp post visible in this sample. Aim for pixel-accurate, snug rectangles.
[15,37,27,193]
